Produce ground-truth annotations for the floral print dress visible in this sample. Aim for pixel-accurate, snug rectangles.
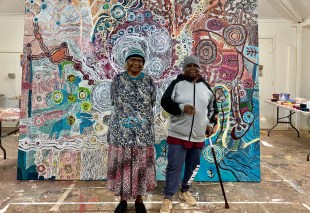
[107,71,157,199]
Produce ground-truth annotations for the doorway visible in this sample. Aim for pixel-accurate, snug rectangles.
[259,38,275,129]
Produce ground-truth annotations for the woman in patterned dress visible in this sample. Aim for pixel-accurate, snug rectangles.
[107,49,157,213]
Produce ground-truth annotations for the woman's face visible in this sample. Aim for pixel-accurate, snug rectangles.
[184,63,200,80]
[126,57,144,74]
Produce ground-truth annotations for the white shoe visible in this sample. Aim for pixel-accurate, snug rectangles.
[178,191,197,206]
[160,199,172,213]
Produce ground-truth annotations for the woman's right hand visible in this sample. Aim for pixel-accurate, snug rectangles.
[184,104,196,115]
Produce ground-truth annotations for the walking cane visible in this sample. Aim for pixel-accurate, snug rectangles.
[208,137,229,209]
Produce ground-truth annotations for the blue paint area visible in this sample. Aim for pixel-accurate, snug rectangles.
[154,140,168,180]
[58,64,63,78]
[17,150,39,180]
[76,112,95,134]
[49,117,72,139]
[70,76,82,87]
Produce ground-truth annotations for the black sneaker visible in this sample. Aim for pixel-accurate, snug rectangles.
[135,202,147,213]
[114,200,127,213]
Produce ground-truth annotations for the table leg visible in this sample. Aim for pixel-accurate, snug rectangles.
[288,111,300,137]
[307,153,310,161]
[0,121,6,160]
[268,107,280,136]
[268,107,300,137]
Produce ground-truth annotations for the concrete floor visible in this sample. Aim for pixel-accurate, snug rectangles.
[0,130,310,213]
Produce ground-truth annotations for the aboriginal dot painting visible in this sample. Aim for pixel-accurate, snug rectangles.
[18,0,260,181]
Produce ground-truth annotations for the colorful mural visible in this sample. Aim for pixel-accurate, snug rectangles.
[18,0,260,181]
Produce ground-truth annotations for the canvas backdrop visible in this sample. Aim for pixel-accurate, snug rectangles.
[18,0,260,181]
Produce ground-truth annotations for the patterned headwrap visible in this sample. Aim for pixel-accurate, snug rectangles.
[125,48,145,64]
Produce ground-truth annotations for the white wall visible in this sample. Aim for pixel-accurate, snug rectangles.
[300,26,310,129]
[0,14,24,126]
[258,19,297,95]
[259,19,309,130]
[301,27,310,99]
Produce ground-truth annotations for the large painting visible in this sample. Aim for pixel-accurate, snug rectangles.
[18,0,260,181]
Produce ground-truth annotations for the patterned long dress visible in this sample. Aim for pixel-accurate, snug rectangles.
[107,71,157,200]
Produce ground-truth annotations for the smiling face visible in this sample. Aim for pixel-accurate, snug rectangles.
[126,56,144,76]
[184,63,200,81]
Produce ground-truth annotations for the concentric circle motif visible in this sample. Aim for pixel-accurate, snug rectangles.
[136,13,144,22]
[111,5,126,19]
[78,89,88,100]
[81,101,92,112]
[110,36,149,71]
[134,25,142,33]
[58,138,65,146]
[223,25,246,46]
[144,11,152,18]
[67,74,75,82]
[202,144,225,163]
[95,122,108,135]
[52,91,63,104]
[195,39,217,64]
[34,116,43,126]
[149,31,170,52]
[89,135,99,145]
[148,58,165,78]
[242,111,254,124]
[127,26,134,33]
[91,81,112,112]
[68,93,77,102]
[36,164,46,173]
[115,29,123,36]
[127,12,136,22]
[181,5,192,16]
[157,157,166,165]
[95,123,104,131]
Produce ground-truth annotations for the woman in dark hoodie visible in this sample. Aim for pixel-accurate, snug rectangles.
[160,55,218,213]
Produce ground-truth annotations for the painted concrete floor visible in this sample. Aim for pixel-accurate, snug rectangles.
[0,130,310,213]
